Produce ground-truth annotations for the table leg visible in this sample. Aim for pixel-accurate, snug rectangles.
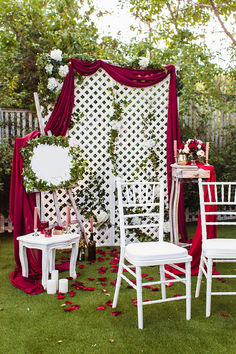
[169,179,175,243]
[49,249,56,272]
[173,179,181,245]
[41,249,49,289]
[19,243,28,277]
[70,242,79,279]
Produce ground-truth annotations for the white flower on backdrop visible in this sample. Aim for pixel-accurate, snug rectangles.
[139,56,149,69]
[58,65,69,78]
[47,77,58,91]
[50,49,62,61]
[45,63,53,74]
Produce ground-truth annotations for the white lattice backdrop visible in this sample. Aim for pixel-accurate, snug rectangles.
[42,68,170,246]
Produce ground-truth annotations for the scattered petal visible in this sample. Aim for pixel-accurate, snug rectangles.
[57,294,65,299]
[87,287,95,291]
[144,285,152,289]
[110,281,116,286]
[58,340,63,343]
[166,282,172,287]
[68,291,76,297]
[220,313,228,317]
[112,311,121,316]
[66,276,73,280]
[102,288,108,293]
[88,277,95,281]
[142,273,148,278]
[78,265,84,269]
[101,282,107,286]
[65,301,73,305]
[174,294,181,297]
[98,257,105,262]
[152,287,160,292]
[106,300,113,308]
[98,277,107,281]
[109,339,115,343]
[126,285,133,289]
[96,305,106,310]
[146,277,153,281]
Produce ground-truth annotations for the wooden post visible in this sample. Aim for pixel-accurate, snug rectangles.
[34,92,45,135]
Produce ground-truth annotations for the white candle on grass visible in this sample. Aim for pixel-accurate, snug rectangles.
[51,270,59,291]
[47,279,57,294]
[59,279,68,293]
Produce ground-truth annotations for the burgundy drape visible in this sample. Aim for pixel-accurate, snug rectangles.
[9,59,186,293]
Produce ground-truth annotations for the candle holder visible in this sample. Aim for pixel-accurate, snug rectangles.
[33,228,39,236]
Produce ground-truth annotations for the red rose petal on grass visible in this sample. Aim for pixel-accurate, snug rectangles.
[106,300,113,307]
[102,288,108,293]
[78,264,84,269]
[132,299,137,306]
[144,285,153,289]
[101,282,107,286]
[76,273,80,277]
[66,276,73,280]
[96,305,106,310]
[71,305,80,310]
[98,257,105,262]
[88,277,95,281]
[68,291,76,297]
[97,267,108,274]
[64,307,73,311]
[225,280,230,283]
[61,257,67,260]
[166,282,173,287]
[98,277,107,281]
[146,277,153,281]
[126,285,133,289]
[174,293,181,297]
[220,313,228,317]
[112,311,121,316]
[110,260,119,265]
[57,294,65,299]
[87,287,95,291]
[65,301,73,305]
[110,281,117,286]
[130,280,136,285]
[152,287,160,291]
[141,273,148,278]
[110,268,118,273]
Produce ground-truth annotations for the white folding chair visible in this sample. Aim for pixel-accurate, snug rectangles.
[195,179,236,317]
[112,178,192,329]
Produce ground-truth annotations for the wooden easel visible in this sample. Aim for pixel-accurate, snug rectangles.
[33,92,88,244]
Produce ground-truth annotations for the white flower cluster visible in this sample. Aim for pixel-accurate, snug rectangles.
[94,210,109,224]
[50,49,62,61]
[144,139,155,149]
[45,64,53,74]
[163,221,170,234]
[47,77,58,91]
[110,120,122,131]
[139,56,149,69]
[58,65,69,78]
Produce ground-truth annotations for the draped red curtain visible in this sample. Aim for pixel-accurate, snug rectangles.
[9,59,186,293]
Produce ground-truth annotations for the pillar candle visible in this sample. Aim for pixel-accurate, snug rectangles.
[66,206,71,228]
[59,278,68,293]
[206,142,209,162]
[51,270,59,291]
[90,218,93,233]
[47,279,57,294]
[34,207,38,230]
[173,140,177,161]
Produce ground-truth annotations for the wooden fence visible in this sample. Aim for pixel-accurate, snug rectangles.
[0,108,39,143]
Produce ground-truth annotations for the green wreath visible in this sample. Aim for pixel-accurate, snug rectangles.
[21,135,86,192]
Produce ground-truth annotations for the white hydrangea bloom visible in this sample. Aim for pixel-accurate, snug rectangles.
[197,144,202,149]
[131,216,141,225]
[197,150,205,157]
[50,49,62,61]
[95,210,109,224]
[45,64,53,74]
[110,120,122,130]
[47,77,58,90]
[144,139,155,149]
[139,56,149,68]
[58,65,69,78]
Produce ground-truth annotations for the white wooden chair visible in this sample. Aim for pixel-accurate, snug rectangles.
[112,179,192,329]
[195,179,236,317]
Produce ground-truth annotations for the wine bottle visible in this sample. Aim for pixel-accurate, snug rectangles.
[87,232,96,261]
[78,239,86,261]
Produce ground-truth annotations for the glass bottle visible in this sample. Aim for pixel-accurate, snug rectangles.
[78,239,86,261]
[87,232,96,261]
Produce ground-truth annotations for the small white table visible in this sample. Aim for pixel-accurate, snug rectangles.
[169,164,210,246]
[17,232,80,289]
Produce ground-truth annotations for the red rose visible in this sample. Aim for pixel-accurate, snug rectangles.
[201,144,206,151]
[54,225,64,230]
[189,143,197,150]
[180,143,185,149]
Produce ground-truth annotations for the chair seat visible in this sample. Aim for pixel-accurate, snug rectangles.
[125,241,188,264]
[203,238,236,258]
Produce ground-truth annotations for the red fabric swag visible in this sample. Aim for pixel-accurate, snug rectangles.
[9,59,186,294]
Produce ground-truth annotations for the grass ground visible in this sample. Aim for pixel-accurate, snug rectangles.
[0,223,236,354]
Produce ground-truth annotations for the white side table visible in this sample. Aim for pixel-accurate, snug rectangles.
[17,233,80,289]
[169,163,210,246]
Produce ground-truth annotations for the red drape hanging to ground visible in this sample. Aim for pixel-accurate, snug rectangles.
[9,59,186,293]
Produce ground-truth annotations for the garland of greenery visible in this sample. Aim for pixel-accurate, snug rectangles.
[21,135,86,192]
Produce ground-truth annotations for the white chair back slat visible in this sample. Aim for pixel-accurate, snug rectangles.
[117,178,164,245]
[221,184,224,203]
[228,184,231,203]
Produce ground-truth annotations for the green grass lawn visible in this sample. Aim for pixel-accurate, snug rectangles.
[0,223,236,354]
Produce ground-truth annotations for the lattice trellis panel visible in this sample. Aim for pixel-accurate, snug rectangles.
[41,68,170,246]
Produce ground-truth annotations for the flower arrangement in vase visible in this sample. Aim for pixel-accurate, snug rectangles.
[178,139,206,165]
